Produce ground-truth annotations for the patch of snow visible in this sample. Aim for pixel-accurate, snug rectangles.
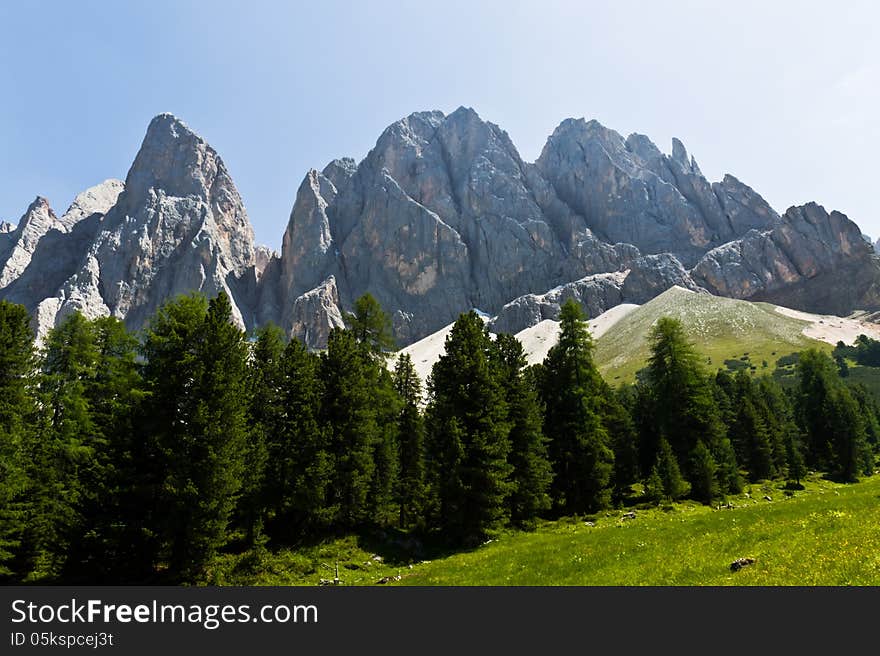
[774,305,880,345]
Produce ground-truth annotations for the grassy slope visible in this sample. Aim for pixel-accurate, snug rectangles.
[212,475,880,586]
[594,287,831,384]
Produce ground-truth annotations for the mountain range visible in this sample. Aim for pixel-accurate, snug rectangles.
[3,107,879,347]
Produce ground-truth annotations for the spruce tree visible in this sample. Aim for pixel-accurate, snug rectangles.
[795,349,838,469]
[240,323,286,545]
[66,316,143,581]
[346,292,396,358]
[0,301,37,579]
[713,437,743,495]
[141,292,249,582]
[27,312,99,579]
[689,440,720,504]
[731,397,775,482]
[540,300,613,515]
[367,365,401,527]
[604,385,640,505]
[491,334,552,530]
[824,386,871,482]
[393,353,427,528]
[651,438,688,501]
[320,328,379,527]
[784,432,808,487]
[425,311,512,544]
[643,317,724,474]
[267,338,331,538]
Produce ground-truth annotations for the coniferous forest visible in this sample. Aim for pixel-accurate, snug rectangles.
[0,292,878,585]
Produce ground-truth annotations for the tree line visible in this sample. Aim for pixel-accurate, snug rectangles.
[0,294,876,584]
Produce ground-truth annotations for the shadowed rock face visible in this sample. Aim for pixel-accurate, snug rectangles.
[3,108,879,346]
[535,119,779,266]
[22,114,257,335]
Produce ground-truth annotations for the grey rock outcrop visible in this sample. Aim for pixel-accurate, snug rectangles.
[692,202,880,315]
[24,114,257,333]
[491,253,702,334]
[0,197,62,289]
[3,107,879,347]
[286,275,346,347]
[536,119,779,265]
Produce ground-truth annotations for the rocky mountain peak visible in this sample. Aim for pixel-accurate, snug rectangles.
[59,179,124,228]
[124,113,220,202]
[3,108,879,349]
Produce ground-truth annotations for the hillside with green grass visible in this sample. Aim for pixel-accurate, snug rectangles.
[210,473,880,586]
[594,286,830,383]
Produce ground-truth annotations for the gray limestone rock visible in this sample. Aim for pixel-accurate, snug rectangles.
[3,108,879,349]
[691,202,879,314]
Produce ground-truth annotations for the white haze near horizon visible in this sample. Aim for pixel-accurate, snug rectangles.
[1,0,878,247]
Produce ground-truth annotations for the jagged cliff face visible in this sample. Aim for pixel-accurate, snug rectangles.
[3,107,878,346]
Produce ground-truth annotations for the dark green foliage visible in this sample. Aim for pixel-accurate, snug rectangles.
[320,328,379,528]
[539,300,613,515]
[688,441,720,504]
[393,354,427,528]
[648,438,688,501]
[141,292,249,582]
[346,293,396,358]
[823,386,871,482]
[713,437,743,495]
[5,293,878,584]
[605,386,640,504]
[266,338,331,537]
[796,349,849,470]
[795,349,873,482]
[65,316,143,581]
[730,397,775,481]
[642,317,725,472]
[852,334,880,367]
[239,323,286,545]
[0,302,36,578]
[425,311,512,544]
[776,352,801,368]
[26,313,100,579]
[367,364,400,527]
[491,334,552,530]
[784,432,807,486]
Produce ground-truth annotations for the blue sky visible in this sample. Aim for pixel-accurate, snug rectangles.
[2,0,878,247]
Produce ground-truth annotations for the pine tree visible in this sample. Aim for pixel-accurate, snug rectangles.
[540,300,613,515]
[644,466,665,503]
[784,432,807,487]
[346,293,396,358]
[795,349,838,469]
[266,338,331,539]
[142,292,249,582]
[824,386,871,482]
[0,301,37,579]
[689,440,720,504]
[491,334,552,530]
[27,312,100,579]
[320,328,379,527]
[713,437,743,495]
[643,317,724,475]
[604,385,640,504]
[731,397,775,482]
[650,438,688,501]
[239,323,286,545]
[425,311,512,544]
[66,316,143,581]
[393,354,427,528]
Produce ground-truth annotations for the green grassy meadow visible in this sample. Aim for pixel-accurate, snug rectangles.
[211,473,880,586]
[594,287,831,384]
